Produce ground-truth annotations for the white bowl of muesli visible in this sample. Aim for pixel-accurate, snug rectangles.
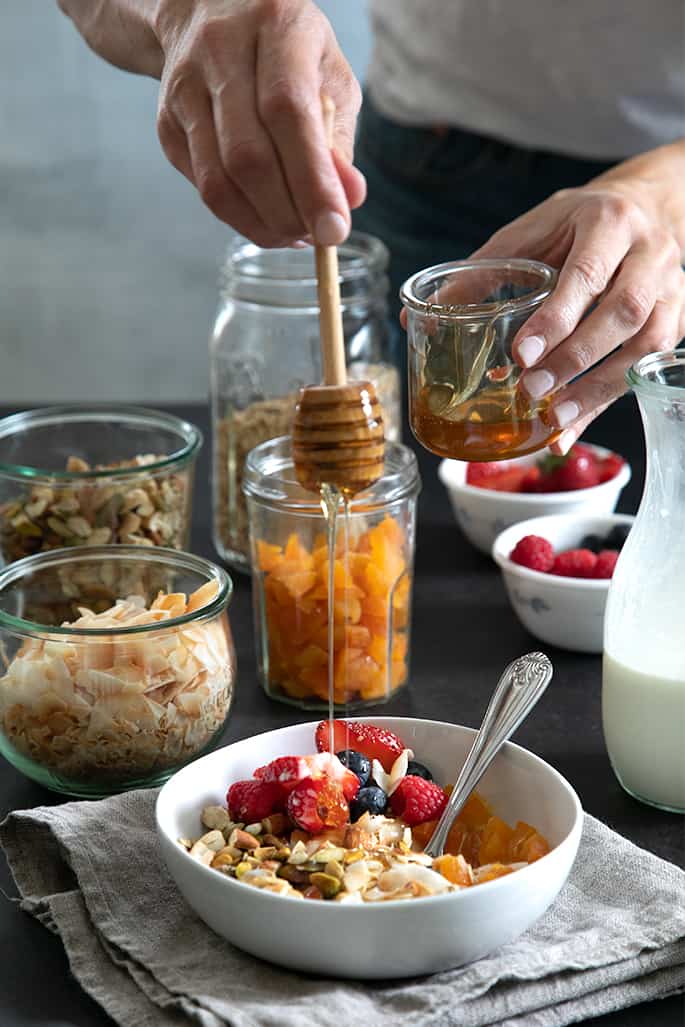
[156,716,582,978]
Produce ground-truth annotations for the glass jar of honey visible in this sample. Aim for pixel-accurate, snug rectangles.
[243,436,420,710]
[401,259,560,461]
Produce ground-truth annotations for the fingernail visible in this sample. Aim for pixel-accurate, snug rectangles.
[524,368,556,399]
[556,429,575,455]
[290,240,309,249]
[313,211,347,246]
[518,334,546,368]
[552,399,580,428]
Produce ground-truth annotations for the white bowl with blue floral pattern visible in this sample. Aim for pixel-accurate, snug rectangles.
[492,513,635,653]
[439,444,631,555]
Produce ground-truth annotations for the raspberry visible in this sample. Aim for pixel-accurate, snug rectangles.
[509,535,555,572]
[226,779,284,822]
[389,775,448,826]
[254,753,359,800]
[599,453,625,483]
[315,720,404,772]
[592,549,620,579]
[286,776,349,834]
[551,548,598,578]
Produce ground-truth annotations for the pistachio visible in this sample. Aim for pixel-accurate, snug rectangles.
[309,872,341,898]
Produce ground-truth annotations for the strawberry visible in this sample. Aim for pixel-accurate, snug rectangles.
[551,548,598,578]
[510,535,555,572]
[316,720,404,772]
[286,776,349,834]
[465,461,511,485]
[592,549,620,579]
[537,445,601,492]
[389,775,448,826]
[521,466,542,492]
[254,753,359,800]
[226,779,284,822]
[598,453,625,483]
[466,464,528,492]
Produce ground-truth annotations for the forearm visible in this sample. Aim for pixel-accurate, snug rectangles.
[592,138,685,258]
[57,0,174,78]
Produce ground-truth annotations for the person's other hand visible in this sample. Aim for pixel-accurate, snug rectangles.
[154,0,366,247]
[470,184,685,453]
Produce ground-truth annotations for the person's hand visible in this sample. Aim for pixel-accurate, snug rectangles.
[154,0,366,247]
[469,183,685,453]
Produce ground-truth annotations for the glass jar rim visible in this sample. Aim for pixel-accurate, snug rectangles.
[626,350,685,399]
[0,545,232,638]
[0,405,203,483]
[223,231,389,288]
[243,436,421,512]
[400,258,557,321]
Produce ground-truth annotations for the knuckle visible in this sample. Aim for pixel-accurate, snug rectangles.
[599,192,635,223]
[570,253,610,296]
[564,338,596,377]
[164,61,196,110]
[197,171,227,212]
[223,138,269,180]
[260,79,308,122]
[614,284,653,328]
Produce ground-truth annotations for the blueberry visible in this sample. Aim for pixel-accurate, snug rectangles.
[349,785,388,821]
[406,759,434,782]
[336,749,371,788]
[604,524,631,550]
[579,534,604,554]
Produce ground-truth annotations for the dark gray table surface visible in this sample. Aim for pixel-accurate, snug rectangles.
[0,399,683,1027]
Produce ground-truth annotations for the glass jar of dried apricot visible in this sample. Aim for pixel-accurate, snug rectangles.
[243,437,420,709]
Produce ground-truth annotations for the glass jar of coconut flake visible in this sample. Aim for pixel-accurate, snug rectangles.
[0,545,235,796]
[210,233,400,573]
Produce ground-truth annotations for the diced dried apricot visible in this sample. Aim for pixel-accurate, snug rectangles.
[479,816,515,865]
[434,853,472,886]
[477,863,514,883]
[457,792,492,829]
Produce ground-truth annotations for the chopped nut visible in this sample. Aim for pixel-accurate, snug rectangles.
[189,840,215,866]
[309,872,341,898]
[261,813,290,835]
[229,828,260,851]
[198,830,225,853]
[201,805,231,832]
[288,840,309,865]
[243,822,263,836]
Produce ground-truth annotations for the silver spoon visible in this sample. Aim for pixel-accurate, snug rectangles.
[424,651,553,859]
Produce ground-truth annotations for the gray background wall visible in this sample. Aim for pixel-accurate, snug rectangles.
[0,1,371,403]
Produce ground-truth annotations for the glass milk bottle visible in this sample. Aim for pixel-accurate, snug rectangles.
[602,351,685,813]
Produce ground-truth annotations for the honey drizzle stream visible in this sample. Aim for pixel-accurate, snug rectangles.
[320,483,351,755]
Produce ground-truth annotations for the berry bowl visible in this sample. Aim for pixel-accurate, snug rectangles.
[438,443,631,555]
[156,716,582,978]
[492,513,634,654]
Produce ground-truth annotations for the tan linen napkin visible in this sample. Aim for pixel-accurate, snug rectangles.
[1,789,684,1027]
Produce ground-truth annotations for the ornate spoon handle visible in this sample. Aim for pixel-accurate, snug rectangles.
[423,652,553,859]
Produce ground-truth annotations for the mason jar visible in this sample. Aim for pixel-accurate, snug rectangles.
[210,233,400,572]
[243,436,420,710]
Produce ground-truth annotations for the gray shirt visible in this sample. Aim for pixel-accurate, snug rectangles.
[367,0,685,160]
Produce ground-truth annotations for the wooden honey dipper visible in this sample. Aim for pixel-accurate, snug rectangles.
[292,96,385,495]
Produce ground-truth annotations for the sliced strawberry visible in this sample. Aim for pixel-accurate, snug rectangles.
[226,779,284,822]
[315,720,404,772]
[286,776,349,834]
[254,755,309,792]
[254,752,359,800]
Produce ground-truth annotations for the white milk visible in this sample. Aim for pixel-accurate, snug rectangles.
[602,651,685,812]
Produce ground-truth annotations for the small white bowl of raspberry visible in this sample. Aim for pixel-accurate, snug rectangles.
[491,512,635,653]
[439,443,631,555]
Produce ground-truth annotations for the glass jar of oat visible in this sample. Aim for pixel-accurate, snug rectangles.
[244,436,420,710]
[210,233,399,572]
